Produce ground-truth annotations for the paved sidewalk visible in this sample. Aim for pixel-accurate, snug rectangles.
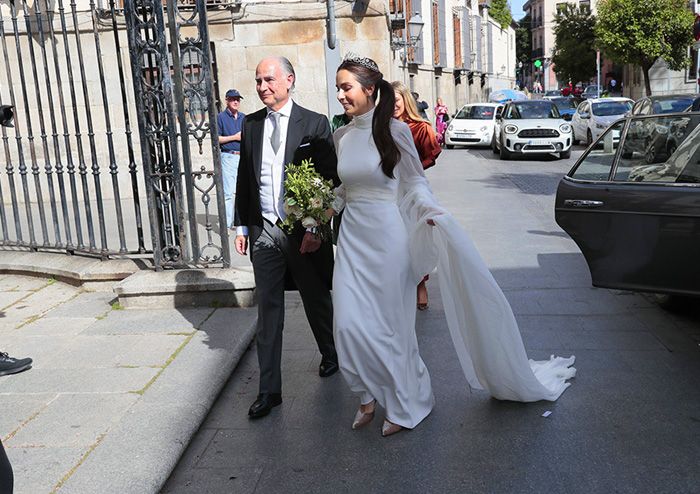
[163,148,700,493]
[0,273,256,494]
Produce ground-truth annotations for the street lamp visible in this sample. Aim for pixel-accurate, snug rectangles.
[391,11,425,83]
[391,12,425,51]
[407,13,424,45]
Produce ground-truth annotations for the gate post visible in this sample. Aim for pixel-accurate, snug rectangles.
[164,0,231,267]
[123,0,187,269]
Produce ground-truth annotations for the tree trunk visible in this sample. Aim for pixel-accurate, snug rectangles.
[642,62,653,96]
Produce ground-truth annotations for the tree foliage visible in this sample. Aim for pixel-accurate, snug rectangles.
[595,0,694,95]
[516,13,532,65]
[489,0,512,30]
[551,5,596,85]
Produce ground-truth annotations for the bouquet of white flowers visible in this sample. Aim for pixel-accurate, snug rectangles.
[280,159,335,239]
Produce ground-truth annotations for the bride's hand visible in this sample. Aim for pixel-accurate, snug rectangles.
[325,208,336,220]
[427,219,435,226]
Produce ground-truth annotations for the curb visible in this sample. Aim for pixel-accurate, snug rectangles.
[56,308,258,493]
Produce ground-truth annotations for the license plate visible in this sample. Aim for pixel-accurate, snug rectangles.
[528,140,551,145]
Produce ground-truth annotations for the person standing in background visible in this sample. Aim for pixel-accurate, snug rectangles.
[217,89,246,229]
[434,97,448,146]
[412,91,429,121]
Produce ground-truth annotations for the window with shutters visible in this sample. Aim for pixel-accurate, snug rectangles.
[432,0,440,66]
[389,0,404,14]
[453,13,462,68]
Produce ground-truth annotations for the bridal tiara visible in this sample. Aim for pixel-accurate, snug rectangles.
[343,53,380,73]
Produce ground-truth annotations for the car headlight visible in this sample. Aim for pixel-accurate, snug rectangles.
[448,124,453,132]
[504,124,518,134]
[559,123,572,133]
[480,126,488,132]
[595,122,607,129]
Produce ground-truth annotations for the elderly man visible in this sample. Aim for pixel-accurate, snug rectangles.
[217,89,246,228]
[234,57,339,419]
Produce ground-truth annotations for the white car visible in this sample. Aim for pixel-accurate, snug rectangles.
[445,103,502,148]
[571,97,633,146]
[492,100,573,159]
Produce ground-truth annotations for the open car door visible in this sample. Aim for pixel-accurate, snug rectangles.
[555,113,700,296]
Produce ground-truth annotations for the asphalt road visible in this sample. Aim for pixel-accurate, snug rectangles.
[163,144,700,494]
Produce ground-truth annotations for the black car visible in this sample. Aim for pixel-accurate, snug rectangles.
[555,112,700,297]
[629,94,699,116]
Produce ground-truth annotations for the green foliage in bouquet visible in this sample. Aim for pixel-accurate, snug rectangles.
[280,159,335,240]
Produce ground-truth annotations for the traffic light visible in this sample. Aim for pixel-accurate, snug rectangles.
[0,105,14,127]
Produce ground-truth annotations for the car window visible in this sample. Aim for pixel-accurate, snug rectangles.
[591,101,633,117]
[569,120,625,181]
[455,105,496,120]
[651,98,695,114]
[614,115,700,183]
[552,98,576,110]
[505,101,560,119]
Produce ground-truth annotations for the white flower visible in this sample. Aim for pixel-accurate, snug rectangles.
[301,216,318,229]
[310,197,322,208]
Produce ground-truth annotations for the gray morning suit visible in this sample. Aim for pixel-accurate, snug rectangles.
[234,102,338,394]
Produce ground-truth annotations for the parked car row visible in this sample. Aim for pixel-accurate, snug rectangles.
[444,93,700,161]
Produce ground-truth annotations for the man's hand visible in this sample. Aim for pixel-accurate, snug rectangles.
[235,235,248,255]
[299,232,322,254]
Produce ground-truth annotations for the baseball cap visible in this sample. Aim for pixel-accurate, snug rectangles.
[225,89,243,99]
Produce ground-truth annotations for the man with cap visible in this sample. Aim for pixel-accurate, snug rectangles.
[217,89,246,228]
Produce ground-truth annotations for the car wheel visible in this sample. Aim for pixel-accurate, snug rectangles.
[586,129,593,147]
[560,148,571,159]
[653,294,694,312]
[644,143,657,164]
[491,134,500,154]
[500,139,511,160]
[446,144,454,150]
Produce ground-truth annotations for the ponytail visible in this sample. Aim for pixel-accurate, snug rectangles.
[372,79,401,178]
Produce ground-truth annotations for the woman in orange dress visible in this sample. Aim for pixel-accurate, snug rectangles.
[391,81,442,309]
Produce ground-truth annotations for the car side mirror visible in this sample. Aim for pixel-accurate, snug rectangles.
[580,113,590,119]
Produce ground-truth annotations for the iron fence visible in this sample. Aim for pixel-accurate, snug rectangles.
[0,0,229,268]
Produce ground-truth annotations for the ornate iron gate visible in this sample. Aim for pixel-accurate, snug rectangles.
[0,0,229,269]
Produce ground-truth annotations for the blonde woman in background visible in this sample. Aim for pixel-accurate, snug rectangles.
[392,81,441,310]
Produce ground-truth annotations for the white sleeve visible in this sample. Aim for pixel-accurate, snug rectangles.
[331,184,346,213]
[391,121,447,281]
[331,126,350,213]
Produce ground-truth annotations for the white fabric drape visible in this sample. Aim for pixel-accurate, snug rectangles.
[394,123,576,402]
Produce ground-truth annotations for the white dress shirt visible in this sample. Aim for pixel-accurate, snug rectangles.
[236,98,294,237]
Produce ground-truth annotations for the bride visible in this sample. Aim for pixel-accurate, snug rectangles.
[329,55,576,437]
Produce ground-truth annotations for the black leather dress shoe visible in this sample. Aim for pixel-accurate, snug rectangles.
[319,359,339,377]
[248,393,282,419]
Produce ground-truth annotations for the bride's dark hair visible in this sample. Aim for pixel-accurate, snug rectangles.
[337,58,400,178]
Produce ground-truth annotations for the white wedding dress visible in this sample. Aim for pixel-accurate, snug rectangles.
[332,108,575,429]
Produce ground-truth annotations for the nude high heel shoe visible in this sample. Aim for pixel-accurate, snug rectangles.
[351,400,376,430]
[381,419,405,437]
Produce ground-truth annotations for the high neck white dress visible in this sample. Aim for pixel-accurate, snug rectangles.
[332,109,435,429]
[332,108,576,430]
